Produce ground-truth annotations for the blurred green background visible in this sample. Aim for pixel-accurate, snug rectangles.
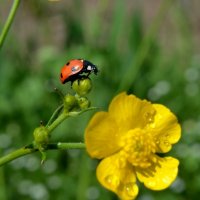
[0,0,200,199]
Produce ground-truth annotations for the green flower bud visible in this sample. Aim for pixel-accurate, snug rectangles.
[33,126,49,148]
[77,97,91,109]
[72,78,92,96]
[64,94,77,111]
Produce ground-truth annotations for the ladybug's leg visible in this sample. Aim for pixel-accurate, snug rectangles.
[70,74,83,85]
[86,72,91,78]
[78,75,88,84]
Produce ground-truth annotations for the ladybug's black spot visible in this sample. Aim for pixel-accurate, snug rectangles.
[60,73,63,78]
[66,62,70,65]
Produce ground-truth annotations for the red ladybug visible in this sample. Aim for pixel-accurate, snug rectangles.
[60,59,98,84]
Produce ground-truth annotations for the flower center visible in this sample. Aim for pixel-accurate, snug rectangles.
[122,129,156,168]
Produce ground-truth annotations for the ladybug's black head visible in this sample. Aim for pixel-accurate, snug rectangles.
[83,60,98,75]
[93,65,98,75]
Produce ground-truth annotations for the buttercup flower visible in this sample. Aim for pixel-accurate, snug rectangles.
[85,92,181,200]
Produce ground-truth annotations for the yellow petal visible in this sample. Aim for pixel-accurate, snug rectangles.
[136,156,179,190]
[85,111,122,159]
[148,104,181,153]
[97,153,139,200]
[109,92,156,132]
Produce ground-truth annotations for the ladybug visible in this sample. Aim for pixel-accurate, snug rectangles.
[60,59,98,84]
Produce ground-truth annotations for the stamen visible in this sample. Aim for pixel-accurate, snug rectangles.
[144,109,156,124]
[122,129,156,168]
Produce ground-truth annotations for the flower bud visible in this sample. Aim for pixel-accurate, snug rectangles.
[33,126,49,148]
[77,97,91,109]
[72,78,92,96]
[64,94,77,111]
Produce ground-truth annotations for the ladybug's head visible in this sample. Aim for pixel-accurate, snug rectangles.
[83,60,98,75]
[92,65,98,75]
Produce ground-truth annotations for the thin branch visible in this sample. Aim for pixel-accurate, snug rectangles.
[0,146,36,167]
[0,142,86,167]
[0,0,21,49]
[46,106,97,133]
[46,104,64,127]
[118,0,175,91]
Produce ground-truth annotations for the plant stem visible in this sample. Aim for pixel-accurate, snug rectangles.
[0,150,7,200]
[56,142,85,149]
[0,106,94,167]
[118,0,175,91]
[46,111,68,133]
[0,0,21,49]
[0,142,85,167]
[46,104,64,127]
[76,153,90,200]
[0,147,36,167]
[46,107,97,134]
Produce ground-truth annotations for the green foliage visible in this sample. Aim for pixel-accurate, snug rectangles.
[0,0,200,200]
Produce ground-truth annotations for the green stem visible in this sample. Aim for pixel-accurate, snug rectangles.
[118,0,174,91]
[0,142,85,167]
[46,111,68,133]
[46,104,64,127]
[56,142,85,149]
[0,150,7,199]
[76,153,91,200]
[0,106,94,167]
[0,147,36,167]
[0,0,21,49]
[46,107,97,133]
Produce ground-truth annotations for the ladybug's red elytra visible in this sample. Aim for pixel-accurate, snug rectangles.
[60,59,98,84]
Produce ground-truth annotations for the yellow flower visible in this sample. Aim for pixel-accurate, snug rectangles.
[84,92,181,200]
